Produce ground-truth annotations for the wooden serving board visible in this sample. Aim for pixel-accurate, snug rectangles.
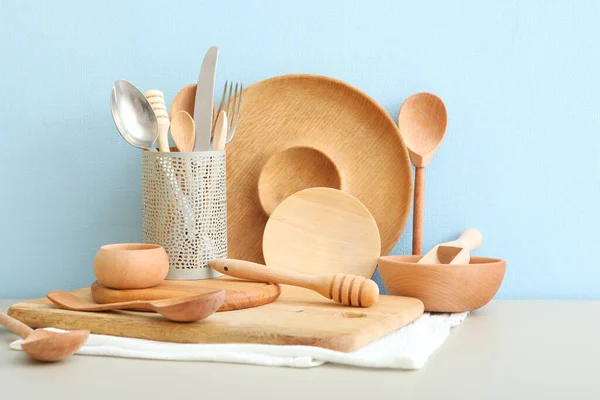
[8,286,424,352]
[90,277,280,312]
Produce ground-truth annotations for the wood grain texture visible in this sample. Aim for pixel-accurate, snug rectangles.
[48,290,226,322]
[378,255,506,312]
[226,74,413,263]
[93,243,169,290]
[90,277,280,312]
[412,167,425,255]
[397,92,448,168]
[209,259,379,307]
[263,188,381,278]
[7,286,424,352]
[170,110,195,152]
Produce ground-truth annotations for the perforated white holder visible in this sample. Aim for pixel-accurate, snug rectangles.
[142,150,227,280]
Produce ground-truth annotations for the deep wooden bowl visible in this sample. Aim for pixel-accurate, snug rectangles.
[94,243,169,290]
[378,255,506,312]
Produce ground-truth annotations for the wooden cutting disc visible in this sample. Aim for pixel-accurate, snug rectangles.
[91,277,280,311]
[263,187,381,277]
[226,74,412,264]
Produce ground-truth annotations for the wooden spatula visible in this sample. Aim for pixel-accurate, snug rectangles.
[418,228,482,265]
[262,187,381,278]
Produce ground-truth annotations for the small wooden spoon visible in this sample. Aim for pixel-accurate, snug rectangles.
[47,290,226,322]
[0,312,89,362]
[171,110,196,152]
[397,93,448,255]
[211,110,228,151]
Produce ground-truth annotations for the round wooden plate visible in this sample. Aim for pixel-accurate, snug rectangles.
[226,74,413,264]
[263,188,381,278]
[91,277,280,312]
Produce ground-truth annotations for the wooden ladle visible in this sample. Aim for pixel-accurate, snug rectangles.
[0,312,89,362]
[397,93,448,255]
[47,290,226,322]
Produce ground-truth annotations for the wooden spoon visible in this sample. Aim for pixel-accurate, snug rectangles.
[171,110,196,152]
[211,110,228,151]
[209,258,379,307]
[47,290,226,322]
[0,312,89,362]
[397,93,448,255]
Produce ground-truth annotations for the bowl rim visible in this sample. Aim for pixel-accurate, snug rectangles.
[99,243,163,252]
[379,255,505,268]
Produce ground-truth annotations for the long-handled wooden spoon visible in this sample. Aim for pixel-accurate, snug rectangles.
[47,290,225,322]
[0,312,89,362]
[171,110,196,152]
[397,93,448,255]
[209,259,379,307]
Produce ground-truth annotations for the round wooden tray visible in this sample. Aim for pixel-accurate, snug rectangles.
[227,74,413,264]
[91,277,280,312]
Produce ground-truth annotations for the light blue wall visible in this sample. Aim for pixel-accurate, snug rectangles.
[1,1,599,299]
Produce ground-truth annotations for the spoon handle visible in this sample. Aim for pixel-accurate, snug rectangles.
[412,167,425,255]
[0,312,34,339]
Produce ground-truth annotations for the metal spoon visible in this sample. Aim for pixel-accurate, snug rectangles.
[110,79,159,150]
[47,290,226,322]
[0,312,89,362]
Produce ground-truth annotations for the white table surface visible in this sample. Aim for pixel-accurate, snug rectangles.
[2,299,599,399]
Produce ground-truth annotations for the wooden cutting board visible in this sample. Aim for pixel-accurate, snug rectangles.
[90,277,280,311]
[8,286,424,352]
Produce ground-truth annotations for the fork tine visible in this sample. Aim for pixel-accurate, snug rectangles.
[233,84,243,127]
[225,82,234,118]
[230,83,240,129]
[212,81,229,136]
[217,80,228,114]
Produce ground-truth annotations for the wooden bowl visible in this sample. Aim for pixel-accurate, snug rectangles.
[378,255,506,312]
[94,243,169,290]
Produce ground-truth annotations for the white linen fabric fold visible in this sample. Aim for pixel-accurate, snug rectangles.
[10,312,467,369]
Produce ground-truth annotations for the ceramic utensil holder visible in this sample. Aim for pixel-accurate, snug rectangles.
[142,149,227,280]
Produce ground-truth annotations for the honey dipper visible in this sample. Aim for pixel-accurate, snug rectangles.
[209,259,379,307]
[144,90,170,152]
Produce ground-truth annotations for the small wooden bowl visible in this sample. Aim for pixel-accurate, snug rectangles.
[94,243,169,290]
[378,255,506,312]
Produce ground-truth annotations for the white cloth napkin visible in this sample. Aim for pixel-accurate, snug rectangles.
[10,312,467,369]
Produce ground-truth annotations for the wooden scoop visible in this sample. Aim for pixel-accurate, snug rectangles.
[398,93,448,255]
[0,312,89,362]
[171,110,195,152]
[209,259,379,307]
[418,229,482,265]
[47,290,225,322]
